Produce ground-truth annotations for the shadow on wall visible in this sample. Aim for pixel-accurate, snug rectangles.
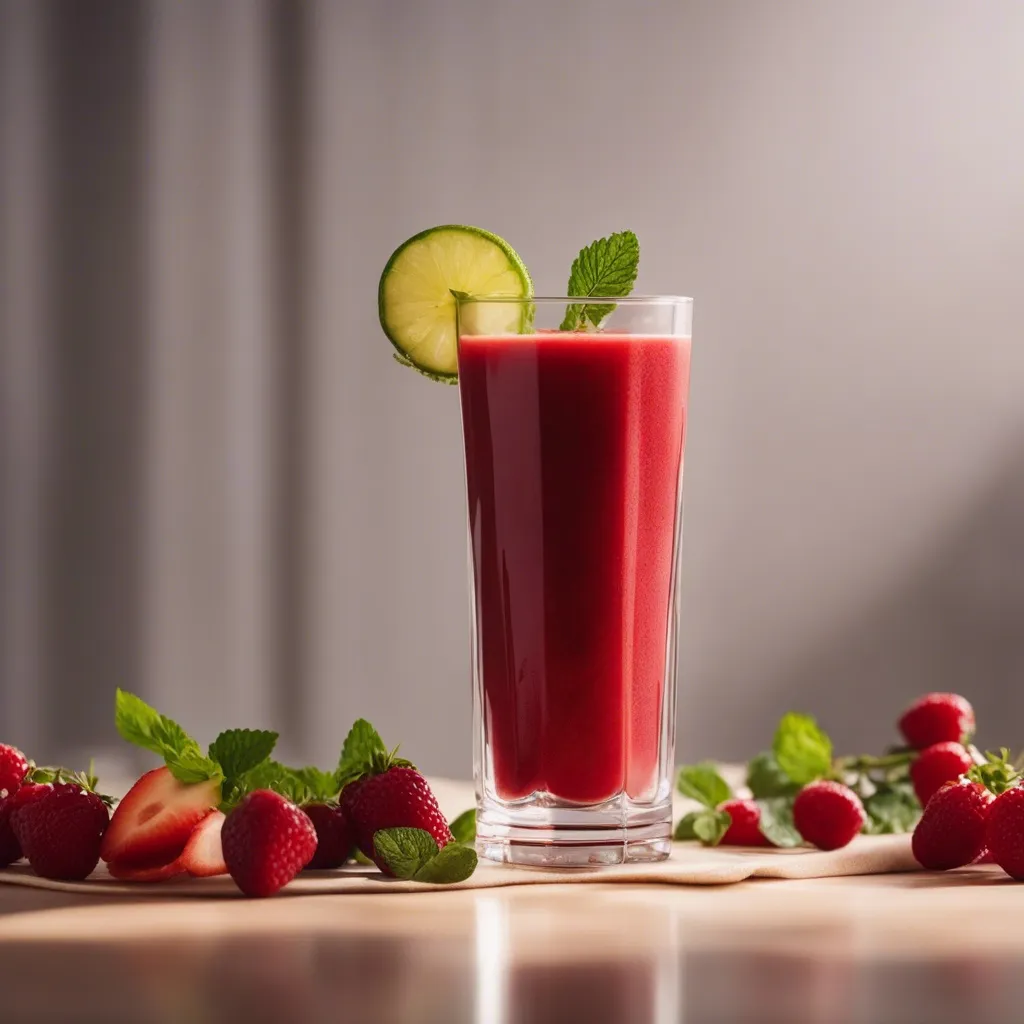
[750,431,1024,755]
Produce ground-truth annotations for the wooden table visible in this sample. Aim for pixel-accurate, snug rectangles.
[0,866,1018,1023]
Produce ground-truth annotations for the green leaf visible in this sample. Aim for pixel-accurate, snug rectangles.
[756,796,802,847]
[373,827,439,879]
[115,689,220,784]
[693,808,732,846]
[449,808,476,845]
[673,808,731,846]
[337,719,388,783]
[676,762,733,809]
[352,849,374,866]
[560,230,640,331]
[862,782,920,835]
[746,751,800,799]
[413,842,478,884]
[673,811,703,841]
[292,766,341,804]
[773,712,833,786]
[208,729,279,781]
[166,749,223,786]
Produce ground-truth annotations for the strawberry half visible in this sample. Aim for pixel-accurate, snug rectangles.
[101,767,220,870]
[179,810,228,877]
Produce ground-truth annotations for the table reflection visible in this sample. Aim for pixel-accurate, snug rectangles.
[0,886,1023,1022]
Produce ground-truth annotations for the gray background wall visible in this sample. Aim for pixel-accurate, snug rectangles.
[3,0,1024,779]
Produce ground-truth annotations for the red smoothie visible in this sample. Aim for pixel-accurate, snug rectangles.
[459,332,691,805]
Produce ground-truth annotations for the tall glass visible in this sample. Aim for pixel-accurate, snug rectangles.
[456,295,693,866]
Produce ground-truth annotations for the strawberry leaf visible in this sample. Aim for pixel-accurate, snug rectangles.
[676,762,732,809]
[449,808,476,845]
[208,729,278,781]
[773,712,833,786]
[413,842,478,884]
[340,720,386,769]
[373,827,439,878]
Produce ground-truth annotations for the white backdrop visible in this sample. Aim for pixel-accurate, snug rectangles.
[3,0,1024,778]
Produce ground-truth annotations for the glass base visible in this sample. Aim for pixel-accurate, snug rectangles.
[476,794,673,867]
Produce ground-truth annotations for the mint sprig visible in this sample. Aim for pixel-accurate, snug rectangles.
[115,689,223,786]
[674,808,732,846]
[676,762,733,809]
[373,827,478,884]
[560,230,640,331]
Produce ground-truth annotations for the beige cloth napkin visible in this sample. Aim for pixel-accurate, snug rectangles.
[0,777,919,898]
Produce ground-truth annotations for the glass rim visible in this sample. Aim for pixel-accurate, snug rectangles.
[455,293,693,305]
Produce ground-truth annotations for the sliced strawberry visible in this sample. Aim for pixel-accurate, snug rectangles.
[107,857,187,882]
[100,767,220,869]
[179,810,228,877]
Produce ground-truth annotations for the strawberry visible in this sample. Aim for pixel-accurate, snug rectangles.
[302,803,353,870]
[101,767,220,871]
[4,782,55,865]
[337,720,454,874]
[718,798,770,847]
[910,741,973,808]
[0,744,29,797]
[792,780,866,851]
[179,810,228,877]
[984,785,1024,879]
[898,693,975,750]
[342,764,453,873]
[0,799,20,867]
[912,779,992,869]
[15,782,110,881]
[221,789,317,897]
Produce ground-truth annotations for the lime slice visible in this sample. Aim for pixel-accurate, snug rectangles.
[378,225,533,381]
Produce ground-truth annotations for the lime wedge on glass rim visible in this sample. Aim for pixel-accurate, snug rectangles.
[378,225,533,382]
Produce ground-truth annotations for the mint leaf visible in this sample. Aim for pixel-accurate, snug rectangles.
[115,689,220,785]
[673,808,731,845]
[165,749,222,786]
[413,842,478,884]
[373,827,439,879]
[560,230,640,331]
[676,762,732,809]
[862,782,920,835]
[746,752,800,799]
[292,766,341,804]
[208,729,278,781]
[449,808,476,846]
[756,796,802,847]
[673,811,702,840]
[693,808,732,846]
[227,759,303,809]
[353,849,374,866]
[773,712,833,786]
